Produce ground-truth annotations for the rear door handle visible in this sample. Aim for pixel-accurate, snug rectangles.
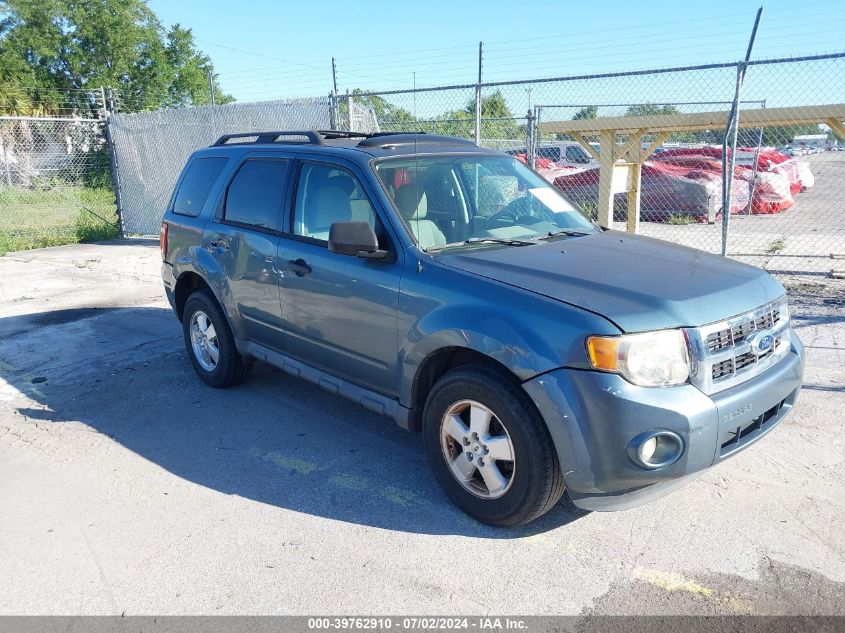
[288,257,311,277]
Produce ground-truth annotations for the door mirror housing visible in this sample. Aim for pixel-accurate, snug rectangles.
[328,221,387,259]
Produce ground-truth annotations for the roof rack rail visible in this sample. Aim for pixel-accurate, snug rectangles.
[357,133,474,148]
[316,130,369,139]
[212,130,326,147]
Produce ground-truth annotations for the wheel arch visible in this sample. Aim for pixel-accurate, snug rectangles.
[174,271,212,322]
[406,346,525,432]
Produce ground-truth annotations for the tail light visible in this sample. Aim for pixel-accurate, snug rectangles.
[160,222,169,261]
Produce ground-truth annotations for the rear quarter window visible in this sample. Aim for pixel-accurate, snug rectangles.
[172,157,228,217]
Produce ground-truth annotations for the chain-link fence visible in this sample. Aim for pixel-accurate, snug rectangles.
[341,53,844,277]
[0,114,118,253]
[109,96,331,236]
[2,54,842,278]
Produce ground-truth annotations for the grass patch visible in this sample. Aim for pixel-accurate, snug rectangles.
[767,237,786,254]
[0,186,119,255]
[667,213,696,225]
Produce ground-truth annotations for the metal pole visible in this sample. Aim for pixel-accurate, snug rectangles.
[747,99,766,215]
[721,6,762,256]
[104,113,126,238]
[346,89,353,131]
[526,108,536,169]
[331,57,340,129]
[208,71,216,106]
[1,133,12,186]
[99,86,108,119]
[475,42,483,146]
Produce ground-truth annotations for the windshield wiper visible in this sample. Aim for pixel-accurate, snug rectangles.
[464,237,536,246]
[538,229,593,240]
[427,237,537,252]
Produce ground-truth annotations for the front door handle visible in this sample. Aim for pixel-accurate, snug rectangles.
[288,258,312,277]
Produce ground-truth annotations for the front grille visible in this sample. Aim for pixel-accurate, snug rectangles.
[704,307,782,353]
[688,297,790,395]
[710,335,782,382]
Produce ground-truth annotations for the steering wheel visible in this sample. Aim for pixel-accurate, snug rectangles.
[482,197,534,228]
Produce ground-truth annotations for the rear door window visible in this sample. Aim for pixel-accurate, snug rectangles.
[173,157,228,216]
[224,159,290,230]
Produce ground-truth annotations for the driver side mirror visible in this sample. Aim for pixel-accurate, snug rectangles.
[328,221,387,260]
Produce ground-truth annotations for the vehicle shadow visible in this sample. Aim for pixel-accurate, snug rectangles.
[1,305,588,538]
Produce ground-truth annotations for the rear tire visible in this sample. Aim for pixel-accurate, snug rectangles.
[182,289,252,388]
[422,365,564,527]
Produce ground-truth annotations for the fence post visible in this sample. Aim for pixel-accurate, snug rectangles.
[104,113,126,238]
[329,93,337,130]
[722,7,762,256]
[526,108,536,168]
[346,89,353,130]
[474,41,483,146]
[99,86,108,119]
[1,130,11,187]
[331,57,340,129]
[746,99,766,215]
[208,71,216,106]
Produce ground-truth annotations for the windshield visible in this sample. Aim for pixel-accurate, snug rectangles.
[374,154,595,251]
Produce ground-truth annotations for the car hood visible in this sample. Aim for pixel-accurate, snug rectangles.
[432,231,785,332]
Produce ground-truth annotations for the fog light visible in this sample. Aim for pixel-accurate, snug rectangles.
[627,431,683,469]
[639,437,658,462]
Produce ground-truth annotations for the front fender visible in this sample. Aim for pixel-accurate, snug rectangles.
[396,257,621,408]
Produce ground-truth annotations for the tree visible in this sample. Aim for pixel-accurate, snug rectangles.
[0,0,231,115]
[572,105,597,120]
[625,103,696,143]
[348,89,416,130]
[433,91,518,140]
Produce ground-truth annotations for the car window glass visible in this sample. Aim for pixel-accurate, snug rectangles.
[537,147,560,161]
[173,157,228,216]
[224,159,289,230]
[293,163,384,245]
[565,146,589,163]
[376,155,592,250]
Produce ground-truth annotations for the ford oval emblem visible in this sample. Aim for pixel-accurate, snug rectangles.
[747,331,775,355]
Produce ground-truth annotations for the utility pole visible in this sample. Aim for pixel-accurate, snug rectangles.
[331,57,340,129]
[474,42,483,146]
[208,70,216,106]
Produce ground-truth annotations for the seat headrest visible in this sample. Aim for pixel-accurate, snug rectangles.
[327,174,356,196]
[394,185,428,219]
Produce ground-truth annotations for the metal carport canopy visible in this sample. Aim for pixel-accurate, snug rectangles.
[537,103,845,232]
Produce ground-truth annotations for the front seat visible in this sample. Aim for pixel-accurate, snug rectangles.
[394,185,447,250]
[303,185,351,241]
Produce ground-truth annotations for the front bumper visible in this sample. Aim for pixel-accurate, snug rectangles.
[523,330,804,511]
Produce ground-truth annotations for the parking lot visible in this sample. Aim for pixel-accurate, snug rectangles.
[0,241,843,616]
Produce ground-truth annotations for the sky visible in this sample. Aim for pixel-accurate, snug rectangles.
[147,0,845,115]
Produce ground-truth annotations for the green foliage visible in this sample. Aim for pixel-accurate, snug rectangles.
[348,90,416,129]
[573,105,597,120]
[625,104,694,143]
[767,237,786,254]
[0,0,232,115]
[0,185,118,253]
[760,124,823,147]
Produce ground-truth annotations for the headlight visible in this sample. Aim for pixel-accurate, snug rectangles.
[586,329,690,387]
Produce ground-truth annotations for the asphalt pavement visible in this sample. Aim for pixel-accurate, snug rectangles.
[0,241,842,616]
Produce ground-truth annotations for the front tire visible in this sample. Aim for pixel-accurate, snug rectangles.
[182,289,252,388]
[422,366,564,527]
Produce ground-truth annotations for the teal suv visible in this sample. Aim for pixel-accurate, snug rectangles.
[160,131,804,526]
